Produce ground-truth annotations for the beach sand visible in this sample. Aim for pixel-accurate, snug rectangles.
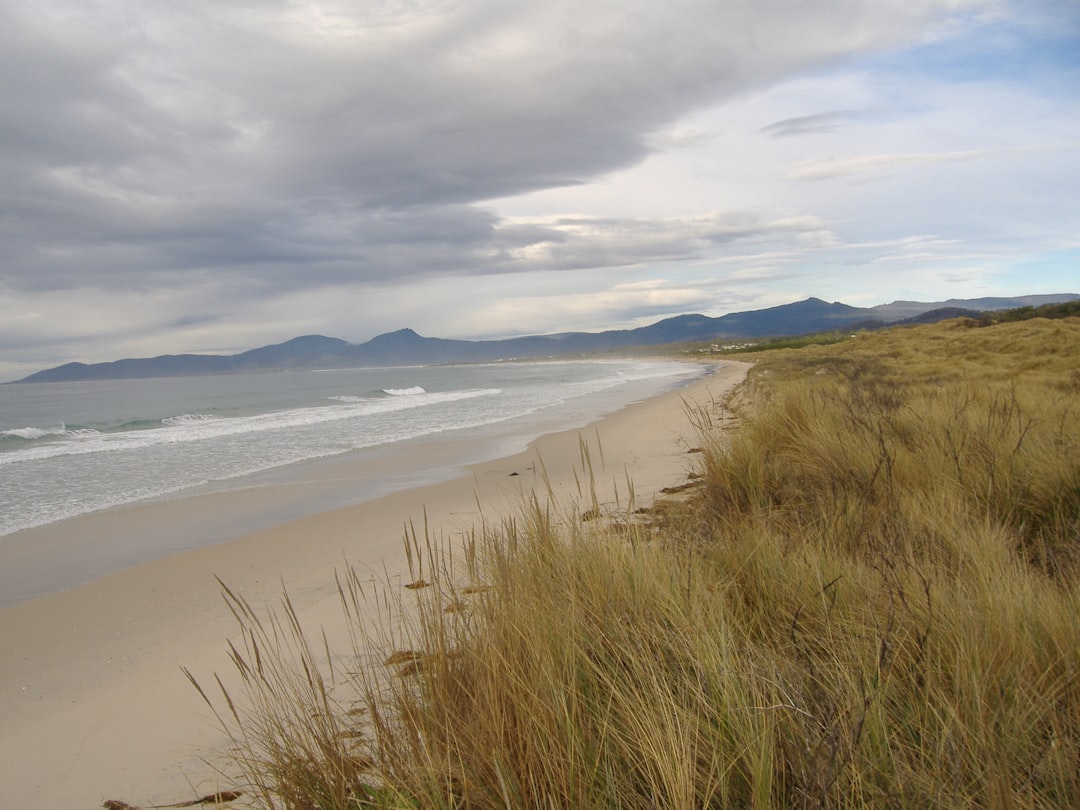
[0,361,748,809]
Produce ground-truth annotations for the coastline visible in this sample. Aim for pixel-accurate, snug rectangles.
[0,360,705,607]
[0,360,749,809]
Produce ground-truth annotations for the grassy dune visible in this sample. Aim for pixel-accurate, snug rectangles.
[195,315,1080,808]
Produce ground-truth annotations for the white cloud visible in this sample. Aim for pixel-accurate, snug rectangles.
[1,0,1077,377]
[789,144,1080,181]
[452,278,718,338]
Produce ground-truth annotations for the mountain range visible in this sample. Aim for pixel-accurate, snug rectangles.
[14,293,1078,383]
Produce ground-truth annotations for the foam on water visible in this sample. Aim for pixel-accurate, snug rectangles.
[0,360,703,538]
[3,424,70,441]
[160,413,219,426]
[1,423,103,441]
[0,387,500,467]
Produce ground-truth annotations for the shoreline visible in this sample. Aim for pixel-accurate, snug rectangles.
[0,360,749,809]
[0,361,707,607]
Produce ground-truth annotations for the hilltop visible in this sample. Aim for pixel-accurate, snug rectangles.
[13,293,1078,383]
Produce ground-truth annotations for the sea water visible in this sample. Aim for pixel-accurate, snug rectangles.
[0,359,703,541]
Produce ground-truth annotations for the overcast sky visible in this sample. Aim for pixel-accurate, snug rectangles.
[2,0,1078,379]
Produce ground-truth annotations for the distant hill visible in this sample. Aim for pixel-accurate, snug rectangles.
[13,293,1079,383]
[871,294,1078,321]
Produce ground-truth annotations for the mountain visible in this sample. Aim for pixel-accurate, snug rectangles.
[234,335,351,367]
[871,294,1079,321]
[13,294,1078,383]
[671,297,872,339]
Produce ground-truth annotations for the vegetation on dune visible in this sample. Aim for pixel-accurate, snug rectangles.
[191,314,1080,808]
[697,298,1080,358]
[703,331,856,355]
[972,299,1080,326]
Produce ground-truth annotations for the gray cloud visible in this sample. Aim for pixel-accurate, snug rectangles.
[759,110,867,137]
[9,0,1072,380]
[1,0,973,296]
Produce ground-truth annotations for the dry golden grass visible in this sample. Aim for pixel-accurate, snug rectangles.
[193,315,1080,808]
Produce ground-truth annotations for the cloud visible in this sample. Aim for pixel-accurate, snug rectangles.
[788,144,1080,181]
[1,1,982,290]
[3,0,1078,379]
[448,277,723,338]
[759,110,868,137]
[487,211,845,276]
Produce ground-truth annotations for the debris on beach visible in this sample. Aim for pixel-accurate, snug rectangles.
[384,649,427,676]
[396,657,426,677]
[383,649,424,666]
[169,793,244,807]
[460,584,493,594]
[659,480,698,495]
[102,790,243,809]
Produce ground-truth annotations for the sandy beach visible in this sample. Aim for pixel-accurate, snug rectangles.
[0,361,748,809]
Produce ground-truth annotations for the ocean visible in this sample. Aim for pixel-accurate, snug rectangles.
[0,359,703,544]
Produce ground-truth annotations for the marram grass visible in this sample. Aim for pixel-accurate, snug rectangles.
[193,315,1080,808]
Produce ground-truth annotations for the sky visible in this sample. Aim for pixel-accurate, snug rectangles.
[2,0,1078,380]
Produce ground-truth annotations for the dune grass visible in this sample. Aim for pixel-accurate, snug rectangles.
[192,315,1080,808]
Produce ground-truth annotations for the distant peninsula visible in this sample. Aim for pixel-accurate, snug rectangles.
[13,294,1078,383]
